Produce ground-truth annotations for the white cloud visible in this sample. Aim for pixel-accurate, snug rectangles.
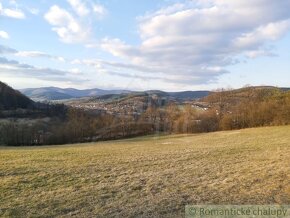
[44,5,89,43]
[92,4,106,18]
[0,31,9,39]
[15,51,66,62]
[16,51,52,58]
[69,68,83,75]
[0,44,66,62]
[67,0,89,17]
[245,50,276,59]
[234,20,290,49]
[99,0,290,85]
[0,2,25,19]
[44,1,106,44]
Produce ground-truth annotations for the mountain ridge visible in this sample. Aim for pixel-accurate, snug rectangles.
[20,85,290,102]
[20,87,131,101]
[20,87,210,101]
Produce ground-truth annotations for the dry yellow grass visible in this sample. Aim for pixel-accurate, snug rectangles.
[0,126,289,217]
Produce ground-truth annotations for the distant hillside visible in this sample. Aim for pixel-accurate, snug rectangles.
[281,87,290,91]
[20,87,131,101]
[20,87,210,101]
[202,86,289,105]
[168,91,210,100]
[0,81,34,110]
[93,90,210,101]
[25,90,74,101]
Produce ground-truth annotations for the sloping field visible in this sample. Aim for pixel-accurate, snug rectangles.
[0,126,289,217]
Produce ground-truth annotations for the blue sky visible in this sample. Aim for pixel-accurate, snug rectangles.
[0,0,290,91]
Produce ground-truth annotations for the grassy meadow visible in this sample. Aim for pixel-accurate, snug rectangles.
[0,126,289,217]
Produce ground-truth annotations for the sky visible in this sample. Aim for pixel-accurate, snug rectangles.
[0,0,290,91]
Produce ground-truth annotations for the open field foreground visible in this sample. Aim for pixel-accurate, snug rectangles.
[0,126,290,217]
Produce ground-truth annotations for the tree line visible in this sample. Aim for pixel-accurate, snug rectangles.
[1,88,290,146]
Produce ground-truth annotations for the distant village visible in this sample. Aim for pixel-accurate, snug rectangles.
[66,96,210,116]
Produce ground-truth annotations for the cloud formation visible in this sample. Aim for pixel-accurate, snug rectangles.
[0,2,25,19]
[0,45,81,83]
[44,1,106,43]
[0,31,9,39]
[0,57,85,83]
[100,0,290,85]
[15,51,65,62]
[0,45,17,54]
[67,0,89,17]
[0,44,65,62]
[44,5,88,43]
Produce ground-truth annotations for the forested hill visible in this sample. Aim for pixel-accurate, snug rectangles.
[20,87,210,101]
[202,86,290,105]
[0,81,34,110]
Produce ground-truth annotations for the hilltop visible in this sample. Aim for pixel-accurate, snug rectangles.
[0,81,34,110]
[202,86,289,104]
